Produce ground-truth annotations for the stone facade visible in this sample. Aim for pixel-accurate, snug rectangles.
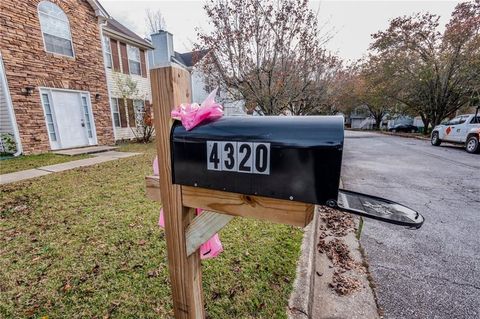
[0,0,114,153]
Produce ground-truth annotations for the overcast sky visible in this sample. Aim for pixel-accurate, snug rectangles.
[100,0,459,62]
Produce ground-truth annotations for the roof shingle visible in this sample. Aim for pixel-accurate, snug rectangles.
[104,18,153,49]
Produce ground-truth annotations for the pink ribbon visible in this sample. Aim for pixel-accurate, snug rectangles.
[153,89,224,259]
[171,88,223,131]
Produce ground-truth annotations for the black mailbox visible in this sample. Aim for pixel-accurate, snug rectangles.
[171,116,344,206]
[171,115,424,228]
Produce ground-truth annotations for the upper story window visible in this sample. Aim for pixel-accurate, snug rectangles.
[103,36,112,68]
[38,1,74,57]
[127,45,141,75]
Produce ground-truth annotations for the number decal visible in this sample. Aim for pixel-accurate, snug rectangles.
[221,142,237,171]
[206,141,270,175]
[253,143,270,174]
[238,143,253,172]
[207,141,221,171]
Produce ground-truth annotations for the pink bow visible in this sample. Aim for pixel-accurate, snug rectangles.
[171,88,223,131]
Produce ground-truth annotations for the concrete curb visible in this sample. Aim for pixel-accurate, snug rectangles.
[377,131,430,141]
[287,207,319,318]
[288,180,379,319]
[311,214,379,319]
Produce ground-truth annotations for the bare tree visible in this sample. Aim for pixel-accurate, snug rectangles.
[113,73,139,130]
[113,73,154,142]
[132,103,155,143]
[145,8,166,35]
[196,0,339,115]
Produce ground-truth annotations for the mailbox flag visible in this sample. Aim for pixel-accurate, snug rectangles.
[153,156,224,259]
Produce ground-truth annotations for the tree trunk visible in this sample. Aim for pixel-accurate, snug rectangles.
[374,113,383,130]
[421,117,430,135]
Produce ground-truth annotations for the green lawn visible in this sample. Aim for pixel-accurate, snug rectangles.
[0,153,91,175]
[0,142,303,318]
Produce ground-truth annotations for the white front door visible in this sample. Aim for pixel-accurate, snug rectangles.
[40,89,96,150]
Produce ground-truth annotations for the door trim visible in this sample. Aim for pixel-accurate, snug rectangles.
[39,87,98,150]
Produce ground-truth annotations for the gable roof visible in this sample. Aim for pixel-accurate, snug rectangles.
[173,50,209,68]
[103,18,154,50]
[85,0,110,18]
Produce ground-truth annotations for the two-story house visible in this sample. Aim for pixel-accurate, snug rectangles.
[102,19,154,141]
[0,0,114,154]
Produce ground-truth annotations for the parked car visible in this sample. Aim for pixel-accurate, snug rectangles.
[431,108,480,154]
[388,124,418,133]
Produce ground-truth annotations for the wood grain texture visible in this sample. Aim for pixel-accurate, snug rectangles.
[146,176,314,227]
[185,211,234,257]
[145,176,161,202]
[150,67,204,319]
[182,186,314,227]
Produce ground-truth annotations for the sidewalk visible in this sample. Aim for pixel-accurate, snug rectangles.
[288,181,379,319]
[0,151,140,185]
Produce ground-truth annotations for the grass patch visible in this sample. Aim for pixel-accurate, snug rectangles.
[0,153,91,175]
[0,142,303,318]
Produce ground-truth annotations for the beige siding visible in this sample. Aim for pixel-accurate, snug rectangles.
[105,65,152,140]
[0,64,14,134]
[115,127,135,140]
[106,68,152,101]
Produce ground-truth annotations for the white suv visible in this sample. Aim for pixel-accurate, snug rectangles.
[431,110,480,154]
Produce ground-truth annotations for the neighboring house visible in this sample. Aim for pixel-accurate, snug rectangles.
[349,105,375,129]
[148,30,245,116]
[0,0,114,154]
[102,19,154,141]
[148,31,207,96]
[387,115,425,131]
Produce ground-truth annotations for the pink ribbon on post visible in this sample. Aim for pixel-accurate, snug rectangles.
[154,89,224,259]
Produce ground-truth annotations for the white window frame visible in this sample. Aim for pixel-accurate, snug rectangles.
[103,36,112,68]
[127,44,141,75]
[111,98,121,127]
[40,90,61,150]
[37,1,75,58]
[80,94,94,141]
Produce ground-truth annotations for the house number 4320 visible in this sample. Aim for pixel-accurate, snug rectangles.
[207,141,270,175]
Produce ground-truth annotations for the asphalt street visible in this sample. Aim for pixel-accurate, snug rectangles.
[342,131,480,319]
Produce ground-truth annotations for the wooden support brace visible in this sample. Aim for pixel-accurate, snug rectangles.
[146,176,314,228]
[145,175,162,202]
[182,186,314,227]
[185,211,234,257]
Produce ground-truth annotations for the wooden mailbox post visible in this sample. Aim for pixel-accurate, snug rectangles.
[148,66,314,318]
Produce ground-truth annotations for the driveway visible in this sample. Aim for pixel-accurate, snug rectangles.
[341,131,480,319]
